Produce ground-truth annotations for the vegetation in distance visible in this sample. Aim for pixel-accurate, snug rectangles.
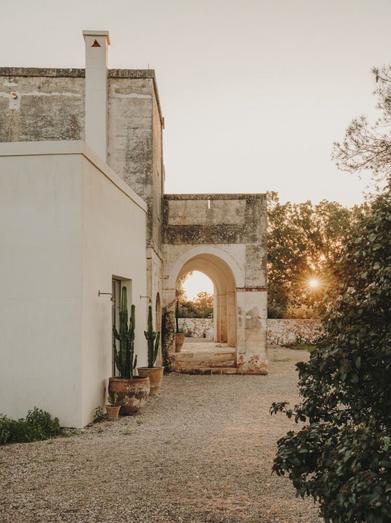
[267,192,362,320]
[177,289,214,319]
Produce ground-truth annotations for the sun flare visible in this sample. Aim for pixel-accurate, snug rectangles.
[308,277,321,289]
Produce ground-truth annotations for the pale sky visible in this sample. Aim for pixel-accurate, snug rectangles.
[183,272,214,299]
[2,0,391,205]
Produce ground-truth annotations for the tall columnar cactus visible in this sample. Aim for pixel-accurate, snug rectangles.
[113,287,137,378]
[144,304,160,368]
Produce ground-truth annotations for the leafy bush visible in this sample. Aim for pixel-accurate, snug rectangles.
[177,291,214,319]
[0,408,62,445]
[271,186,391,522]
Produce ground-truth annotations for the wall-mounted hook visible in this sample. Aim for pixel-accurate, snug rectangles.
[98,290,113,301]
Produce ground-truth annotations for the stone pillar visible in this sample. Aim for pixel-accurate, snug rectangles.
[219,291,227,343]
[227,290,236,347]
[236,288,268,374]
[215,291,221,342]
[213,284,218,342]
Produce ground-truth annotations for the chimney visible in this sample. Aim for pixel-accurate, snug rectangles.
[82,30,110,161]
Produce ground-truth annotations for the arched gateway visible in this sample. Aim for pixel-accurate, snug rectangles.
[176,251,237,346]
[162,194,268,374]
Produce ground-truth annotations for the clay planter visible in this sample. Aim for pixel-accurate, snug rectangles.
[175,333,185,352]
[109,376,150,415]
[137,367,163,395]
[105,404,121,421]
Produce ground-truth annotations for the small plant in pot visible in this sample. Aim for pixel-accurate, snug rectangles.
[175,300,185,352]
[105,391,120,421]
[109,287,150,415]
[138,305,164,395]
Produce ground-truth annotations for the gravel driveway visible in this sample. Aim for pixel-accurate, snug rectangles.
[0,347,321,522]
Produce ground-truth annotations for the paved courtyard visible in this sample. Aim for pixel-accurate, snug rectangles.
[0,347,320,522]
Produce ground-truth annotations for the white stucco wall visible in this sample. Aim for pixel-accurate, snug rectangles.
[79,150,147,426]
[0,141,147,427]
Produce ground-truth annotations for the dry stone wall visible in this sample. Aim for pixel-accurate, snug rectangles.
[267,319,322,346]
[178,318,214,339]
[178,318,323,345]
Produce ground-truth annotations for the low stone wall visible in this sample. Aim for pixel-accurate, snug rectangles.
[267,319,322,346]
[178,318,214,338]
[178,318,322,345]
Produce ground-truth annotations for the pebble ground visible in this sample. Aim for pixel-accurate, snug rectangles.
[0,347,321,522]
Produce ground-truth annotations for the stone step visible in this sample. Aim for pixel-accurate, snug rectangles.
[172,358,236,372]
[173,361,236,371]
[173,351,235,363]
[174,366,239,375]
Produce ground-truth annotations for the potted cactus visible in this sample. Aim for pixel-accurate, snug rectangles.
[109,287,150,414]
[105,391,120,421]
[138,305,164,395]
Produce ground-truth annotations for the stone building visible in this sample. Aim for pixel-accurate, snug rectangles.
[0,30,267,426]
[162,194,267,374]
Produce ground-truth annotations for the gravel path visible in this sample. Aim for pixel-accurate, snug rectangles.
[0,347,321,522]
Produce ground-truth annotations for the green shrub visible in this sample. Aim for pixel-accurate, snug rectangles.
[271,187,391,522]
[0,415,12,444]
[0,408,62,445]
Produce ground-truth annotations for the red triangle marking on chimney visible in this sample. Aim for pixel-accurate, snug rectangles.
[91,39,101,48]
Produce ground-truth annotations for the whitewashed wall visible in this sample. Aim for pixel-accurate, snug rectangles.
[79,149,147,425]
[0,142,147,427]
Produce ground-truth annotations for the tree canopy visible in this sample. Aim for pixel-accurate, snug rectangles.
[267,193,355,319]
[177,288,214,319]
[271,67,391,521]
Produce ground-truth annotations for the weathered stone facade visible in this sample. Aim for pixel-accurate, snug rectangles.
[162,194,268,374]
[0,45,268,374]
[267,319,322,346]
[0,67,164,334]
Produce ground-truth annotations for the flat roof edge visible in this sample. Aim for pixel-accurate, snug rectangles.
[164,193,267,200]
[0,67,164,123]
[0,67,156,79]
[0,141,147,213]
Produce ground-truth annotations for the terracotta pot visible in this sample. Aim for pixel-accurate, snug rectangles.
[105,404,121,421]
[175,333,185,352]
[109,376,150,415]
[137,367,163,395]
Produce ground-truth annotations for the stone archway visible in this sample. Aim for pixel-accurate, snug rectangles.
[162,194,268,374]
[166,251,238,371]
[177,253,237,347]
